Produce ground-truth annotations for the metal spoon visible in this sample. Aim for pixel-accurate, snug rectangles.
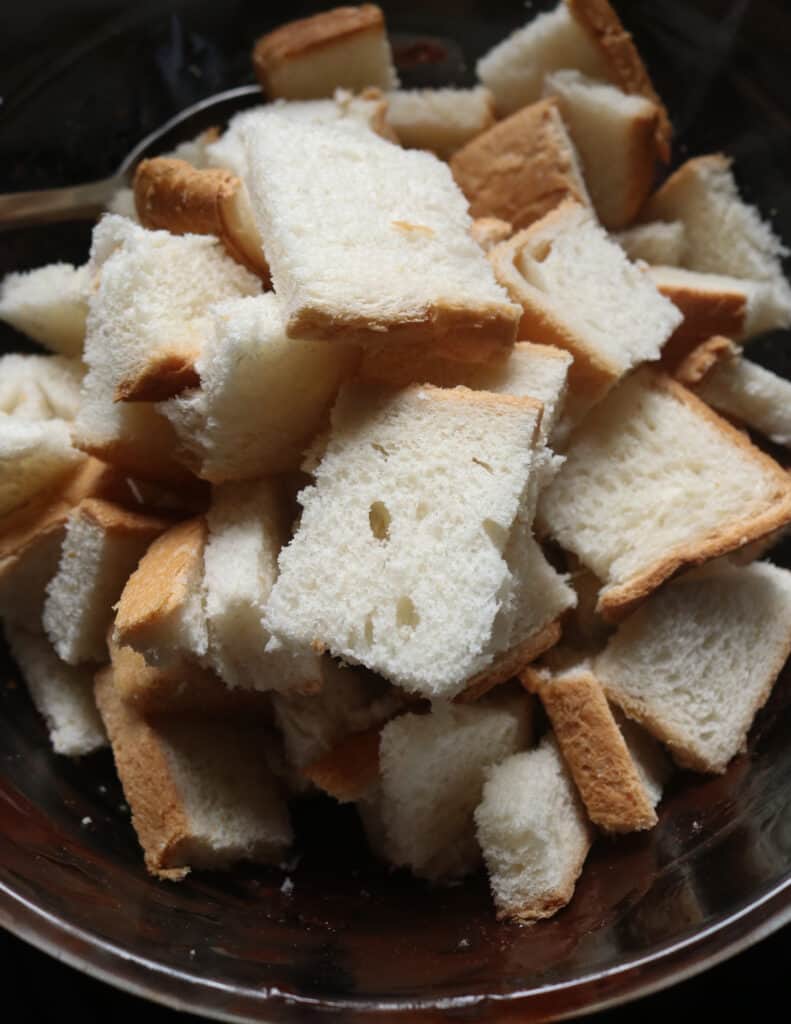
[0,84,263,231]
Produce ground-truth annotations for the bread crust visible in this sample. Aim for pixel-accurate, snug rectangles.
[566,0,672,161]
[115,351,201,403]
[470,217,513,253]
[76,496,172,538]
[675,335,739,387]
[450,99,590,232]
[596,371,791,623]
[522,667,657,831]
[650,271,746,370]
[641,153,730,221]
[621,103,662,227]
[456,619,562,703]
[75,435,198,486]
[302,726,382,801]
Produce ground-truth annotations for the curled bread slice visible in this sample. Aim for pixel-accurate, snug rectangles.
[450,98,590,233]
[615,221,685,266]
[252,4,398,100]
[0,262,89,356]
[133,158,269,283]
[385,86,496,159]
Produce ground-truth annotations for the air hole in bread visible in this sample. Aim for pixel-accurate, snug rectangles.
[369,501,391,541]
[472,457,494,474]
[482,518,509,551]
[364,614,374,645]
[371,442,391,459]
[415,501,429,521]
[396,596,419,629]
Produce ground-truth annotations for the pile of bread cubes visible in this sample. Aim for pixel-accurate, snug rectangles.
[2,1,791,924]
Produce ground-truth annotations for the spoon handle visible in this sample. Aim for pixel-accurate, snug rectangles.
[0,176,122,230]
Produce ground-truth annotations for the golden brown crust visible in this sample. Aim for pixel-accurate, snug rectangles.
[567,0,672,162]
[76,496,172,538]
[596,371,791,623]
[253,5,385,95]
[526,668,657,831]
[620,104,662,228]
[675,336,739,387]
[450,99,590,232]
[302,726,382,801]
[456,620,562,703]
[114,350,201,404]
[641,153,730,222]
[114,517,206,650]
[470,217,513,253]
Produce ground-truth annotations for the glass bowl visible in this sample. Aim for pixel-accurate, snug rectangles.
[2,2,791,1020]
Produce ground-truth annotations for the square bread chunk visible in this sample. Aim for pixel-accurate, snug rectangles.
[594,562,791,773]
[615,221,685,266]
[538,367,791,621]
[244,117,520,360]
[252,5,398,101]
[386,87,496,159]
[0,262,89,356]
[95,667,292,879]
[265,383,545,698]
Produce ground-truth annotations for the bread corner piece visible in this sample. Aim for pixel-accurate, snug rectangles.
[538,367,791,622]
[244,116,519,362]
[594,561,791,773]
[450,97,591,233]
[252,4,398,100]
[475,734,593,923]
[94,666,292,879]
[386,86,496,160]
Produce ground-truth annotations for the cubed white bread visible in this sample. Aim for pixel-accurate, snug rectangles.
[113,517,208,667]
[642,154,791,332]
[538,367,791,622]
[474,735,593,923]
[0,354,83,422]
[206,90,392,180]
[244,117,519,360]
[204,479,323,694]
[160,294,359,482]
[450,98,590,233]
[0,413,84,518]
[542,70,660,229]
[265,383,545,699]
[594,562,791,773]
[5,623,107,757]
[43,498,170,664]
[490,201,682,418]
[95,667,292,879]
[371,696,533,880]
[523,664,668,831]
[471,217,513,253]
[252,5,398,100]
[0,262,89,356]
[615,221,685,266]
[385,87,496,159]
[678,338,791,448]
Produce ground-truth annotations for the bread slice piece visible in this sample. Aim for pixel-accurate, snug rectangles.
[594,561,791,773]
[303,725,383,803]
[450,98,590,233]
[0,354,83,423]
[615,221,684,266]
[385,86,496,159]
[475,734,593,923]
[133,158,269,282]
[0,414,84,518]
[160,294,360,482]
[641,154,791,332]
[6,623,107,757]
[522,663,668,831]
[490,200,682,418]
[370,696,533,880]
[677,336,791,448]
[265,383,546,699]
[244,117,520,360]
[0,262,89,356]
[114,517,208,666]
[471,217,513,253]
[43,499,170,664]
[252,4,398,100]
[542,70,660,229]
[95,666,292,878]
[538,367,791,621]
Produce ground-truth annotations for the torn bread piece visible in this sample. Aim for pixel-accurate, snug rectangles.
[542,70,661,229]
[538,367,791,622]
[490,201,682,421]
[252,4,398,100]
[0,354,83,423]
[244,117,519,361]
[0,262,90,356]
[114,517,208,667]
[303,725,382,803]
[641,154,791,332]
[471,217,513,253]
[594,561,791,773]
[0,414,84,518]
[43,498,170,665]
[160,294,359,482]
[5,623,107,757]
[95,666,292,879]
[475,734,592,923]
[677,336,791,448]
[522,663,669,831]
[133,158,269,283]
[368,696,533,881]
[450,98,590,233]
[265,384,547,699]
[615,221,684,266]
[385,86,496,159]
